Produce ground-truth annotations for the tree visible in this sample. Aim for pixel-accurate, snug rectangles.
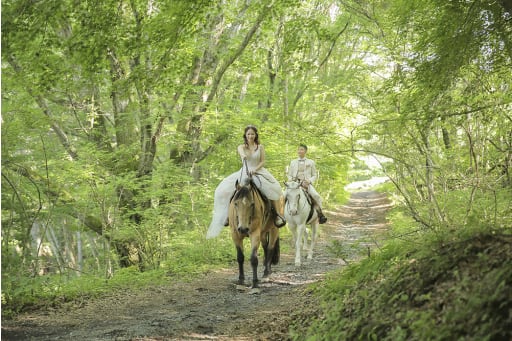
[347,0,512,228]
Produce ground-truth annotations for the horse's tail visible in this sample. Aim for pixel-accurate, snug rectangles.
[272,237,280,265]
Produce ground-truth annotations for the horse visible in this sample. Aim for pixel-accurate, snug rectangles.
[229,176,281,288]
[284,181,319,267]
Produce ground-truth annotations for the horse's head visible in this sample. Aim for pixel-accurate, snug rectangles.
[231,180,255,235]
[284,181,300,191]
[284,181,302,216]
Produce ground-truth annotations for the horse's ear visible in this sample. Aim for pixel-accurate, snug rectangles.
[235,179,243,190]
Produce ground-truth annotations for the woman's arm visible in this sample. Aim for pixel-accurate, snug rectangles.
[237,144,247,159]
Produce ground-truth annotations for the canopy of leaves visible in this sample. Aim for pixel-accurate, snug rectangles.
[2,0,511,329]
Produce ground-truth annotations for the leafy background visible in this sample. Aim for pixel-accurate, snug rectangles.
[2,0,511,337]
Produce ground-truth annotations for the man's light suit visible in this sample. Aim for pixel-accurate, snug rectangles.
[287,158,323,207]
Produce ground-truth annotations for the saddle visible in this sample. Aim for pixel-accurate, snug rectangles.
[301,187,313,206]
[302,188,315,222]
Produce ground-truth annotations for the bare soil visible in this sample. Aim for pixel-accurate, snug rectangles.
[2,190,392,341]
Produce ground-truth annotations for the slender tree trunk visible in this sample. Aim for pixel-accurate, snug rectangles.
[46,226,64,272]
[76,231,83,276]
[420,123,444,224]
[442,127,451,149]
[108,48,138,149]
[87,234,101,271]
[64,225,76,273]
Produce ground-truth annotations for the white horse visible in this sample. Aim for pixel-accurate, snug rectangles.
[284,181,319,267]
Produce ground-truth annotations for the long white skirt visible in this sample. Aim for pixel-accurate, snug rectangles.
[206,168,283,239]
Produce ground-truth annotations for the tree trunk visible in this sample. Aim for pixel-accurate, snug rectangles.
[420,123,444,224]
[171,3,272,170]
[76,231,83,276]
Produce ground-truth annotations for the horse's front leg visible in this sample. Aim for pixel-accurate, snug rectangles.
[307,221,319,260]
[236,245,245,285]
[303,227,309,251]
[249,234,261,288]
[249,246,259,288]
[295,223,306,267]
[288,222,297,245]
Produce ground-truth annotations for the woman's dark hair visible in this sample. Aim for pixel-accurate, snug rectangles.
[244,125,260,149]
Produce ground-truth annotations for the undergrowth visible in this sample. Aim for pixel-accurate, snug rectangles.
[2,222,294,320]
[1,226,237,319]
[290,220,512,340]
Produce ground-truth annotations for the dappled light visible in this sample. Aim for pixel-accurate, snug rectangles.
[2,189,391,340]
[2,0,511,339]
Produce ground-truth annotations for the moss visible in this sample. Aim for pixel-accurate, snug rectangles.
[293,228,512,341]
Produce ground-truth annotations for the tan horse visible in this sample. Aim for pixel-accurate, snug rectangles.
[229,177,281,288]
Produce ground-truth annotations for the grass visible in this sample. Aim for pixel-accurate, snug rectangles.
[2,218,297,320]
[1,266,170,318]
[290,218,512,340]
[1,225,235,319]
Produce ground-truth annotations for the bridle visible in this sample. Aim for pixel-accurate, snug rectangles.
[233,182,256,233]
[233,160,274,232]
[285,183,308,215]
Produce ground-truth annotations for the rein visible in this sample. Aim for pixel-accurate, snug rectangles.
[232,184,255,231]
[239,159,250,183]
[233,176,271,233]
[285,186,308,215]
[239,158,276,188]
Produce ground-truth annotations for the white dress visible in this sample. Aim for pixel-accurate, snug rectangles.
[206,147,283,239]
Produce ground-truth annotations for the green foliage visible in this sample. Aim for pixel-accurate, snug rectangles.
[1,225,237,318]
[348,157,386,182]
[2,0,511,325]
[291,219,512,340]
[1,266,169,319]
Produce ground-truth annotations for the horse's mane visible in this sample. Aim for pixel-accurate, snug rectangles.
[233,183,252,200]
[234,180,266,203]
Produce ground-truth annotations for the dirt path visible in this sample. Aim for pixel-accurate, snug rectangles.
[2,190,392,341]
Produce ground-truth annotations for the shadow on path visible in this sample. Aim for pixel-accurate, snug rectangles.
[2,191,393,341]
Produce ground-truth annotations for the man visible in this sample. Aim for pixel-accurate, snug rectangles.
[287,144,327,224]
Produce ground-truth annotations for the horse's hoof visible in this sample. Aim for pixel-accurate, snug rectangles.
[261,277,270,283]
[235,284,247,291]
[249,287,262,294]
[295,262,301,267]
[275,217,286,228]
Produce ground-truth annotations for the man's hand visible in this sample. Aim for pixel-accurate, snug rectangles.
[301,180,310,189]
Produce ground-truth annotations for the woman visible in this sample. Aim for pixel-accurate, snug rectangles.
[207,125,285,239]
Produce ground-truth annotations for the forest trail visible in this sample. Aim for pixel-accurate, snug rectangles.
[2,189,392,341]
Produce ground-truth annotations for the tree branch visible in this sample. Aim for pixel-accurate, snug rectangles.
[206,1,273,103]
